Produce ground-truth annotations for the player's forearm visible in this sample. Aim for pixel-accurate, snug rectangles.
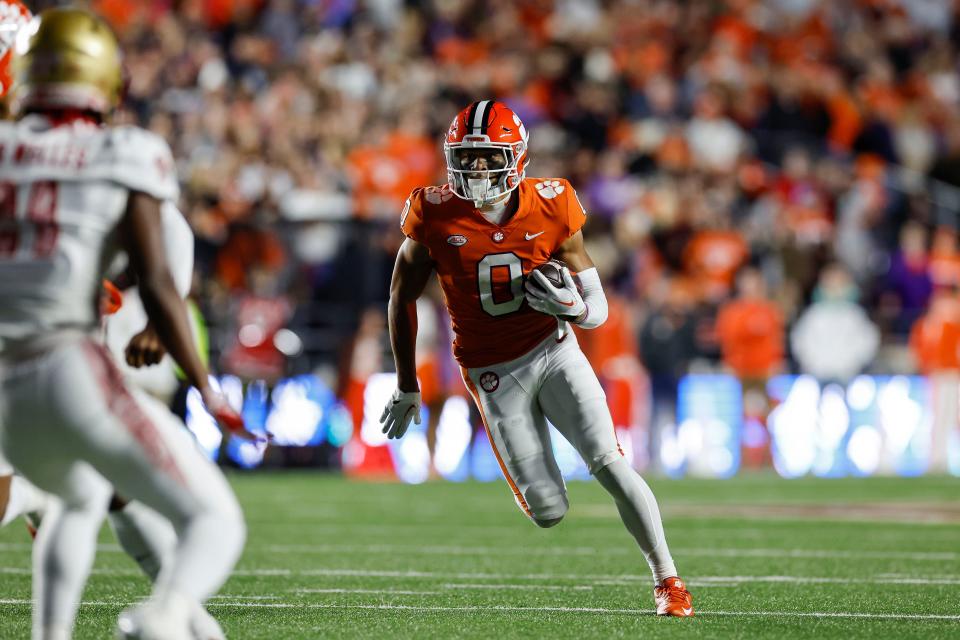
[388,296,419,392]
[138,272,210,391]
[574,268,608,330]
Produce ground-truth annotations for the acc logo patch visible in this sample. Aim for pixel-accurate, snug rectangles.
[425,184,454,204]
[479,371,500,393]
[535,180,564,199]
[447,234,468,247]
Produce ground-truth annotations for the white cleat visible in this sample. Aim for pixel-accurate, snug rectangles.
[116,598,193,640]
[189,603,226,640]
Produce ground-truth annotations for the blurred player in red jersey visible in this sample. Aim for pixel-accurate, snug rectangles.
[380,100,693,617]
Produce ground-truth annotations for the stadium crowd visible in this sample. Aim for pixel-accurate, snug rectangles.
[38,0,960,415]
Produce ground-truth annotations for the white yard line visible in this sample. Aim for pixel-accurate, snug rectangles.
[691,576,960,586]
[254,543,958,562]
[674,548,959,561]
[2,541,955,562]
[3,565,960,586]
[295,589,440,595]
[441,583,594,591]
[0,543,122,553]
[207,603,960,620]
[2,599,955,620]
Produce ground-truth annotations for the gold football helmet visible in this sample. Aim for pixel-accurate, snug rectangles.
[14,8,122,114]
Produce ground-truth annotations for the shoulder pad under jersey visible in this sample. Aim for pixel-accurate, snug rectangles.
[98,126,179,202]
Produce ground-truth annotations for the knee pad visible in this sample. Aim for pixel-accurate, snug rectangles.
[523,481,568,526]
[61,469,112,513]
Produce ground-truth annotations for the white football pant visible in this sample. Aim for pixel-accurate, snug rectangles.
[462,330,678,582]
[0,335,245,639]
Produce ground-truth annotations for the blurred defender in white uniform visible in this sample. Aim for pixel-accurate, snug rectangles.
[101,201,232,640]
[105,201,196,400]
[0,9,250,640]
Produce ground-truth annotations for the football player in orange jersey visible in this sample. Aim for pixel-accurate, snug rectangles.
[380,100,694,617]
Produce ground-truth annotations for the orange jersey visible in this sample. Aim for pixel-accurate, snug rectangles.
[401,178,587,368]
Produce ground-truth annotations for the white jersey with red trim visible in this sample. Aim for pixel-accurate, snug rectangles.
[0,115,178,347]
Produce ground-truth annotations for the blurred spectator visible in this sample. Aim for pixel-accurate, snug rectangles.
[790,263,880,384]
[715,267,784,470]
[882,221,933,335]
[715,268,785,382]
[682,216,749,303]
[928,226,960,289]
[639,278,697,436]
[909,288,960,473]
[215,216,288,292]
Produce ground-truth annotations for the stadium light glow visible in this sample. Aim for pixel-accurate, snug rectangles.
[434,396,473,480]
[265,377,324,446]
[847,426,883,475]
[361,373,398,447]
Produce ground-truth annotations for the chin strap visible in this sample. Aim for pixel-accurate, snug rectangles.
[573,267,608,329]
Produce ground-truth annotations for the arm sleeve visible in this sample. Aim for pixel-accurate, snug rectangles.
[573,267,608,329]
[160,202,194,299]
[566,181,587,238]
[400,189,427,243]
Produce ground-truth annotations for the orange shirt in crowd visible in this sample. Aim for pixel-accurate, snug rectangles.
[928,252,960,289]
[574,294,636,372]
[215,227,287,291]
[348,131,439,220]
[928,226,960,288]
[826,89,862,150]
[683,230,749,299]
[909,302,960,373]
[715,298,785,379]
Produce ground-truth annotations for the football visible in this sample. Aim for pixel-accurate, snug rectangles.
[532,259,567,289]
[529,259,584,293]
[528,259,584,321]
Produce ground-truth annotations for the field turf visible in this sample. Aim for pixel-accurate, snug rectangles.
[1,473,958,639]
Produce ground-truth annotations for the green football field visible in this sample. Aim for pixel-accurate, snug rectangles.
[1,473,958,639]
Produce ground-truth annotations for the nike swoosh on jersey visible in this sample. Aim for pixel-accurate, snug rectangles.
[524,231,545,240]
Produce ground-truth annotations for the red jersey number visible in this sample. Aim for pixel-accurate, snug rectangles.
[0,181,59,259]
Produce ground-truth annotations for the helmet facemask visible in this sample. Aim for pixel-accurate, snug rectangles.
[445,137,525,208]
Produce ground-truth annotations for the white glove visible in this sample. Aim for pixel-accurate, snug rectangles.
[379,388,422,439]
[524,267,586,320]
